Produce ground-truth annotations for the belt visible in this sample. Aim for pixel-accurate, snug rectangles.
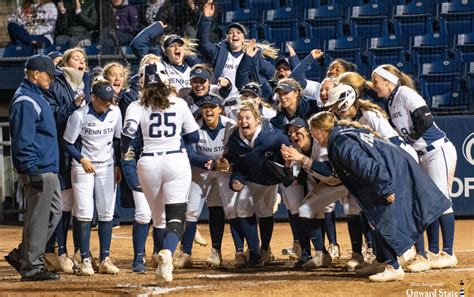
[224,99,239,106]
[417,137,449,156]
[141,150,182,157]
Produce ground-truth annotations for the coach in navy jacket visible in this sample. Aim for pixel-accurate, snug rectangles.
[326,125,451,256]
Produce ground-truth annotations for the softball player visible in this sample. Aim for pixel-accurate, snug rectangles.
[372,65,458,272]
[174,94,237,269]
[281,118,347,268]
[121,62,199,283]
[63,79,122,276]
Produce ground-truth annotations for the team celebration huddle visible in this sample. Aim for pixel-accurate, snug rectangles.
[7,0,458,285]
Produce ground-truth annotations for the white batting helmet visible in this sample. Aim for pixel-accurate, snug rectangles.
[326,83,356,112]
[139,61,170,88]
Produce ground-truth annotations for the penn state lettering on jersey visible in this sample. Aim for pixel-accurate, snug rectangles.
[194,116,235,160]
[221,52,244,97]
[164,63,191,92]
[63,104,122,164]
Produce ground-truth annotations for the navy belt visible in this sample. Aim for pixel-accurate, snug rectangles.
[142,150,182,157]
[224,99,239,106]
[417,137,449,156]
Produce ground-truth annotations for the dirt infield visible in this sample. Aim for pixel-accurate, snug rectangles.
[0,220,472,296]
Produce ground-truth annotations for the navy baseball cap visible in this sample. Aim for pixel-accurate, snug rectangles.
[163,34,184,48]
[276,58,290,69]
[196,94,222,107]
[47,51,63,61]
[240,82,262,98]
[92,84,115,101]
[275,80,298,93]
[25,54,61,76]
[285,117,309,132]
[226,23,247,36]
[190,68,212,81]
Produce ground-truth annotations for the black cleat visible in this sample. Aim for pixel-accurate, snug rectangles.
[21,267,60,282]
[4,248,21,273]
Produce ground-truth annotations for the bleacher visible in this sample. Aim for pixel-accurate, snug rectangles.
[1,0,474,114]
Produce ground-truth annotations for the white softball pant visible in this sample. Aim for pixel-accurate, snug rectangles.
[137,152,191,227]
[299,181,347,219]
[237,182,278,218]
[61,188,74,212]
[133,190,154,225]
[280,183,304,215]
[71,159,116,222]
[418,141,457,214]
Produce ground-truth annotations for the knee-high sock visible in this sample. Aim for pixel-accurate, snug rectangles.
[208,207,225,252]
[181,221,196,255]
[439,213,455,255]
[297,216,311,263]
[45,226,57,254]
[77,221,91,260]
[230,218,245,252]
[239,215,259,253]
[347,215,362,255]
[360,213,374,249]
[152,227,166,254]
[132,222,149,261]
[98,220,113,261]
[57,211,71,256]
[427,219,440,254]
[258,216,274,251]
[374,232,399,268]
[301,217,325,252]
[163,232,180,254]
[414,233,427,257]
[324,211,337,245]
[288,211,300,242]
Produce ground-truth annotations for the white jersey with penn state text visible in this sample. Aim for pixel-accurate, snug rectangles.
[305,141,341,186]
[165,62,191,92]
[359,109,399,139]
[221,52,244,98]
[63,104,122,164]
[124,96,199,153]
[194,116,235,160]
[388,86,445,151]
[302,80,321,103]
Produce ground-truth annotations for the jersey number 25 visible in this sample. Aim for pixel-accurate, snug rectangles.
[149,112,176,138]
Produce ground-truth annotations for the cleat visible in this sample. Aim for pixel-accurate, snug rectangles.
[405,254,431,273]
[429,251,457,269]
[260,247,275,264]
[173,252,193,269]
[44,253,61,272]
[78,258,94,276]
[303,251,331,269]
[355,260,385,276]
[363,247,376,264]
[328,243,341,260]
[193,228,208,247]
[398,246,416,267]
[234,251,247,268]
[4,248,21,273]
[150,253,159,268]
[21,267,60,282]
[156,249,173,283]
[369,264,405,282]
[99,257,119,274]
[58,254,75,274]
[132,258,146,273]
[206,248,223,267]
[346,252,364,271]
[289,241,302,261]
[247,251,264,267]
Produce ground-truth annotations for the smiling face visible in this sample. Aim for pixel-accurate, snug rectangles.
[191,77,210,97]
[335,104,357,120]
[311,127,330,147]
[65,50,86,75]
[277,89,298,111]
[200,104,221,128]
[276,64,291,80]
[326,61,345,78]
[288,126,311,151]
[371,73,393,98]
[238,110,259,141]
[104,65,125,95]
[319,79,336,105]
[164,42,184,66]
[227,28,245,51]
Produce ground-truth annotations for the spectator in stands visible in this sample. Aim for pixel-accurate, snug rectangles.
[7,0,58,49]
[99,0,139,54]
[145,0,165,25]
[55,0,98,48]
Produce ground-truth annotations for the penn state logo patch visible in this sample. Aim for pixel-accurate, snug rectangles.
[462,132,474,166]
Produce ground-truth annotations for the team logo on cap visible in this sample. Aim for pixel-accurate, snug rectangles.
[106,86,112,92]
[196,69,202,73]
[462,133,474,165]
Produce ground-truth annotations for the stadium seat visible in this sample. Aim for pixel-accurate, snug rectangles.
[392,1,435,37]
[350,3,391,38]
[3,43,35,57]
[284,37,323,57]
[454,31,474,63]
[440,0,474,36]
[248,0,278,10]
[368,35,413,73]
[223,8,261,39]
[419,67,461,99]
[264,21,300,46]
[420,59,463,76]
[43,44,70,55]
[214,0,242,10]
[325,36,368,73]
[330,0,364,7]
[286,0,321,9]
[430,91,472,115]
[264,7,303,23]
[304,5,347,40]
[84,44,101,55]
[411,32,451,64]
